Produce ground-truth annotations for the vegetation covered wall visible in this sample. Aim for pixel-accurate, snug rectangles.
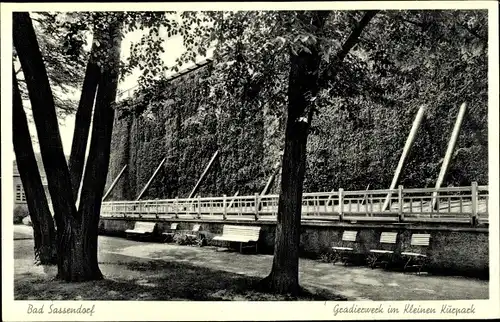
[106,11,488,200]
[107,64,276,200]
[107,70,487,200]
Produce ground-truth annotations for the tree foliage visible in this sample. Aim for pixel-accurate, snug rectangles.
[111,10,487,200]
[14,12,88,116]
[15,8,487,284]
[305,10,488,190]
[13,10,179,279]
[111,10,380,294]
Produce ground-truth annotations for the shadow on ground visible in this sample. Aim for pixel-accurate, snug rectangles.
[15,258,347,301]
[14,228,488,301]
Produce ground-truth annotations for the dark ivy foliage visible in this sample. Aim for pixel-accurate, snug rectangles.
[104,10,487,198]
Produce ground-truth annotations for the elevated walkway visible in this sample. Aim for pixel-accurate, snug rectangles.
[101,184,489,226]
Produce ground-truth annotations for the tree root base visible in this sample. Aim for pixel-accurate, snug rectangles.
[55,272,104,283]
[257,274,303,297]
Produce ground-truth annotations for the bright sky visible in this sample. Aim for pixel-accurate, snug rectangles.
[27,19,213,156]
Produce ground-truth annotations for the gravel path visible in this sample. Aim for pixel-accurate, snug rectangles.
[14,225,488,301]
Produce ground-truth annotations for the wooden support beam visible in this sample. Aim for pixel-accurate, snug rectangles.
[361,184,371,205]
[102,165,127,201]
[227,191,239,208]
[470,181,478,225]
[187,150,219,199]
[136,157,167,201]
[326,188,336,206]
[258,157,283,210]
[431,102,467,210]
[260,159,282,196]
[382,106,426,211]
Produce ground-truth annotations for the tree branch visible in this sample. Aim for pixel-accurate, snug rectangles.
[459,23,487,42]
[13,12,78,231]
[320,10,379,82]
[68,31,102,199]
[397,16,426,29]
[333,10,379,64]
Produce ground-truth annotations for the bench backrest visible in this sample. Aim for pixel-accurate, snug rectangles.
[222,225,261,239]
[342,230,357,242]
[134,221,156,232]
[379,232,397,244]
[170,223,179,230]
[410,233,431,246]
[192,224,201,232]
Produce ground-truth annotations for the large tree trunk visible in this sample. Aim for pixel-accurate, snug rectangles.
[262,11,378,295]
[262,12,327,295]
[68,34,102,198]
[263,51,321,295]
[13,13,78,274]
[12,68,57,265]
[58,15,123,281]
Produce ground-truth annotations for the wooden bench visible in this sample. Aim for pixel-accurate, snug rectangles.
[368,232,398,269]
[401,233,431,274]
[125,221,157,240]
[185,224,205,245]
[162,223,179,242]
[331,230,358,265]
[185,224,202,239]
[212,225,261,253]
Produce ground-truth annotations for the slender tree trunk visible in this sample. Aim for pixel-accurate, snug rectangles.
[13,13,78,275]
[58,15,123,281]
[12,68,57,265]
[262,11,378,295]
[263,49,321,295]
[123,117,132,199]
[68,34,102,198]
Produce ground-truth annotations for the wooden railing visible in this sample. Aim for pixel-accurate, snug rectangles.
[100,183,489,225]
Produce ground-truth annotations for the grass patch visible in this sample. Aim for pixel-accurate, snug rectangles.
[15,257,347,301]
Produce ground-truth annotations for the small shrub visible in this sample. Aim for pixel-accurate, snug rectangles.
[14,206,29,224]
[173,233,205,246]
[173,234,190,245]
[196,235,207,247]
[319,252,334,263]
[22,216,32,226]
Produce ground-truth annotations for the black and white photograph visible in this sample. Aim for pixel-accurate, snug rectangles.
[1,1,499,321]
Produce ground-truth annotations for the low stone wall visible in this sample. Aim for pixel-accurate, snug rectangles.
[99,218,489,279]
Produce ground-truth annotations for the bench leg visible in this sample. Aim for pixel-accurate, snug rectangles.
[369,254,380,268]
[240,243,243,254]
[403,256,427,275]
[417,258,428,275]
[414,261,422,275]
[403,256,412,272]
[331,252,340,265]
[342,252,353,266]
[215,241,227,252]
[385,254,394,269]
[163,233,175,243]
[417,261,425,275]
